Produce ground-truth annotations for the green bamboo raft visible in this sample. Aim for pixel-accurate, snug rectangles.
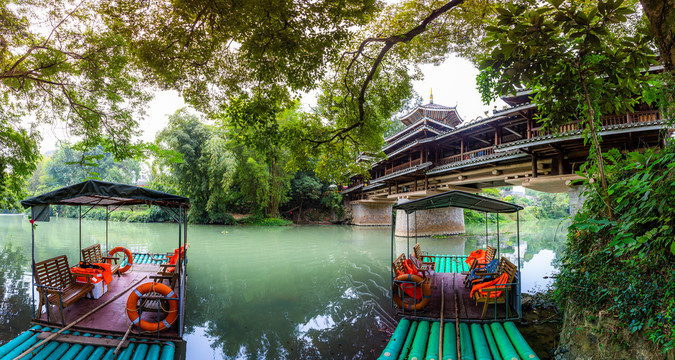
[378,319,540,360]
[0,326,176,360]
[427,256,471,274]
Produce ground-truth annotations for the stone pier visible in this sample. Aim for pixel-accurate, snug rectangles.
[349,201,393,226]
[348,197,465,236]
[394,206,465,237]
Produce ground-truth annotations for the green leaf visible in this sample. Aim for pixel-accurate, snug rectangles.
[496,7,512,17]
[548,0,563,8]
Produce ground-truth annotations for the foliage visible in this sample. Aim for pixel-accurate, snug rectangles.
[26,144,141,194]
[99,0,379,113]
[464,187,569,225]
[290,173,322,221]
[235,214,293,226]
[321,189,344,220]
[477,0,657,219]
[0,0,153,178]
[554,145,675,352]
[642,71,675,126]
[155,109,236,224]
[0,120,39,210]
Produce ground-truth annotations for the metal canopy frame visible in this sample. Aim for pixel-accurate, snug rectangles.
[22,180,190,337]
[390,190,522,322]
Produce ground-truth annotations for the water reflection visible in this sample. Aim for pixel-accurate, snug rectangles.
[0,242,32,344]
[0,216,568,359]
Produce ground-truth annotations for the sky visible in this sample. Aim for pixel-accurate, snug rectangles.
[38,55,507,153]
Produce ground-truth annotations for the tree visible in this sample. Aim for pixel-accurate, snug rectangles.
[39,144,141,189]
[0,0,152,174]
[222,97,293,217]
[639,0,675,71]
[477,0,656,220]
[155,109,236,223]
[291,173,322,221]
[99,0,380,113]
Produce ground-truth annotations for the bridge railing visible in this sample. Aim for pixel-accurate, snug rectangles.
[530,110,661,138]
[438,146,495,166]
[384,158,422,176]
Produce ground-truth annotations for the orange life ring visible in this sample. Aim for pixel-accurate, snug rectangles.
[126,282,179,332]
[392,274,432,311]
[108,247,133,273]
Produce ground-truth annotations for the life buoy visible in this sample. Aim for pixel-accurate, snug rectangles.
[392,274,432,311]
[126,282,179,332]
[108,247,133,273]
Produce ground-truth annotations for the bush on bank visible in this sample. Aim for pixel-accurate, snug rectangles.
[553,146,675,352]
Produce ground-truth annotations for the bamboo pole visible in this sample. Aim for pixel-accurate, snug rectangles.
[439,278,444,359]
[454,272,461,360]
[14,276,148,360]
[114,325,133,355]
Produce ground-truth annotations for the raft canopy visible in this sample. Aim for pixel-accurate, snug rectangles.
[21,180,190,221]
[392,190,523,214]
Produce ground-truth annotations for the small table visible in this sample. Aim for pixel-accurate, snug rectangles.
[71,263,113,299]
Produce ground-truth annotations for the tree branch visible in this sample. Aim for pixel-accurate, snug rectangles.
[310,0,466,147]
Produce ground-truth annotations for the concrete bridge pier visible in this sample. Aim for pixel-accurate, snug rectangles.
[348,201,393,226]
[394,197,465,237]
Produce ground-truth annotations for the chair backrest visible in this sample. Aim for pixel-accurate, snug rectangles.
[393,253,407,275]
[81,244,103,264]
[34,255,74,289]
[413,244,423,261]
[497,257,518,284]
[485,245,496,263]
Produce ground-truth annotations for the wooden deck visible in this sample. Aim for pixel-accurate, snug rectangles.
[35,263,181,340]
[396,272,519,322]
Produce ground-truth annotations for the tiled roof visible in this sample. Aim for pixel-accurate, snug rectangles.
[340,183,364,195]
[495,120,668,151]
[370,162,433,184]
[382,125,440,152]
[426,150,526,175]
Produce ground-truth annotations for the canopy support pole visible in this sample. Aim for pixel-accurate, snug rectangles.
[31,223,35,318]
[181,206,188,337]
[414,211,417,246]
[517,210,521,318]
[496,212,500,258]
[79,205,82,262]
[406,212,410,256]
[390,208,395,309]
[485,212,488,248]
[105,206,109,253]
[177,205,183,337]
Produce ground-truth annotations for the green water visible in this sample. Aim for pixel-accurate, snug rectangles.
[0,215,567,359]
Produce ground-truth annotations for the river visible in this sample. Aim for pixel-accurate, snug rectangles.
[0,215,568,359]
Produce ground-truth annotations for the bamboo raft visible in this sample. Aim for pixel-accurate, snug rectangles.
[377,319,540,360]
[0,325,176,360]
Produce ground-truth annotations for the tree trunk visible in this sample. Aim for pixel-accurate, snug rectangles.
[580,75,614,220]
[640,0,675,71]
[298,199,303,223]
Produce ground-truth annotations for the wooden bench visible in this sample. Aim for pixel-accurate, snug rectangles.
[34,255,95,326]
[412,243,437,271]
[81,244,120,277]
[393,252,434,286]
[392,253,408,276]
[470,257,518,318]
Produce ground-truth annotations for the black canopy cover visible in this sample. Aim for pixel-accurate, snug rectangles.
[21,180,189,210]
[392,190,523,214]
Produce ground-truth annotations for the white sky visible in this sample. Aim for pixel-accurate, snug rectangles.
[38,55,507,153]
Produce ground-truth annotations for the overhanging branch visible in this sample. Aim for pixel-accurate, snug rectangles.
[308,0,466,147]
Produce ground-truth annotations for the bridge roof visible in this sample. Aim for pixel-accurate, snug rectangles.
[393,190,523,214]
